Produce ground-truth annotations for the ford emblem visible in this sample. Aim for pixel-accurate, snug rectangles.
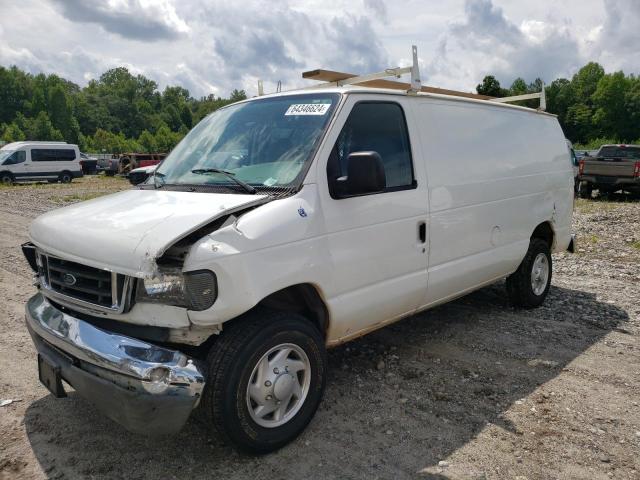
[62,273,77,286]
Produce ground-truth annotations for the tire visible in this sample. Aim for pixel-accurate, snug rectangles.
[506,238,552,309]
[202,310,327,453]
[577,181,592,199]
[0,172,14,185]
[59,171,72,183]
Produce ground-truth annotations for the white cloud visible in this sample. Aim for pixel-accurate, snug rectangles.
[423,0,582,91]
[595,0,640,73]
[0,0,639,99]
[50,0,189,40]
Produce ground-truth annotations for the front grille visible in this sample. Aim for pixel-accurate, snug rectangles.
[38,253,129,311]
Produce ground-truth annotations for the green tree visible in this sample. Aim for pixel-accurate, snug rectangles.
[180,104,193,129]
[476,75,506,97]
[546,78,575,125]
[509,78,528,95]
[573,62,605,100]
[138,130,157,152]
[27,111,64,141]
[154,124,182,152]
[0,66,32,124]
[230,89,247,102]
[592,71,634,141]
[565,104,595,144]
[624,78,640,141]
[48,84,78,143]
[0,122,26,142]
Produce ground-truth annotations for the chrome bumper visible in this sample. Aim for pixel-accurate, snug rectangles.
[25,293,205,434]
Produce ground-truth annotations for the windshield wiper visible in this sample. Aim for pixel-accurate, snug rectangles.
[191,168,256,194]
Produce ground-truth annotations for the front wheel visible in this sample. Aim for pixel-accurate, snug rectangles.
[1,172,14,185]
[506,238,552,308]
[202,310,327,453]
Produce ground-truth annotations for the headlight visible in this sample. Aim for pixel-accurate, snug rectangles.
[136,269,217,311]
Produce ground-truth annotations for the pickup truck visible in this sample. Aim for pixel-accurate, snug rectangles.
[79,153,98,175]
[578,144,640,198]
[97,153,166,176]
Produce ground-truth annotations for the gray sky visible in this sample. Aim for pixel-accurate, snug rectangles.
[0,0,638,98]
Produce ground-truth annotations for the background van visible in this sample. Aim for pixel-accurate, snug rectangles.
[0,141,83,185]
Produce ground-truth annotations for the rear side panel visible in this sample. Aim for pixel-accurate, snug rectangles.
[411,98,572,306]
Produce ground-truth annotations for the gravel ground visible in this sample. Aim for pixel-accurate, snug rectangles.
[0,178,639,480]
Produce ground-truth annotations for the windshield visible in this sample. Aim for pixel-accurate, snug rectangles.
[598,146,640,159]
[156,93,340,191]
[0,150,16,163]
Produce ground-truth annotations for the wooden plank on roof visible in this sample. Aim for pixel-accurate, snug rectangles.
[302,69,493,100]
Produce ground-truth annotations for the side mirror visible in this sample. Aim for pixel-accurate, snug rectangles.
[334,151,386,197]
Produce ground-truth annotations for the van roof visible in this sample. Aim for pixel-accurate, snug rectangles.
[0,141,77,150]
[245,86,557,118]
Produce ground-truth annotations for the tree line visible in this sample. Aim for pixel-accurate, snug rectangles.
[477,62,640,149]
[0,66,246,153]
[1,61,639,152]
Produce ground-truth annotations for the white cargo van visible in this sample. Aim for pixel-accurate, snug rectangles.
[0,141,83,184]
[22,49,574,453]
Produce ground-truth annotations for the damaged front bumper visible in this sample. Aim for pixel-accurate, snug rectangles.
[25,293,205,435]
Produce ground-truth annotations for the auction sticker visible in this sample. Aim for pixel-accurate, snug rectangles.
[285,103,331,116]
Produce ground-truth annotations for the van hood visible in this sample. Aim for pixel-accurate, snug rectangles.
[29,189,268,276]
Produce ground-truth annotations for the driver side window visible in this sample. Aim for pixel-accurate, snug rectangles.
[327,102,414,191]
[2,151,26,166]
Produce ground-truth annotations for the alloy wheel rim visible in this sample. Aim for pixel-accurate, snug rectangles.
[531,253,549,296]
[246,343,311,428]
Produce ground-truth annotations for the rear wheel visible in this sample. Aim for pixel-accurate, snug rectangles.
[59,171,72,183]
[506,238,552,308]
[202,310,327,453]
[577,181,592,199]
[0,172,14,185]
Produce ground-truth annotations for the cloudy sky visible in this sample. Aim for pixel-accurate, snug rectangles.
[0,0,638,98]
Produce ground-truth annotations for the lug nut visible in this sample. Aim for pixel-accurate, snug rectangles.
[266,395,272,400]
[273,368,279,374]
[264,380,272,387]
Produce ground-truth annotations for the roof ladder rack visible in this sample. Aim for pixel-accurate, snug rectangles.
[302,45,493,101]
[303,45,421,94]
[488,83,546,111]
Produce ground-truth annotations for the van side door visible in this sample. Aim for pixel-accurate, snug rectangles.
[317,96,428,342]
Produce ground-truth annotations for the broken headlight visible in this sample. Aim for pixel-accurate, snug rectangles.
[136,269,217,311]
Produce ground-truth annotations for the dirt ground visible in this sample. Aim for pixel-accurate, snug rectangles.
[1,177,639,480]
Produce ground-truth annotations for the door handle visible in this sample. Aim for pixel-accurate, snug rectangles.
[418,221,426,243]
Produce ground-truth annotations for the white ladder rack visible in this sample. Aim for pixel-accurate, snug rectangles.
[258,45,546,111]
